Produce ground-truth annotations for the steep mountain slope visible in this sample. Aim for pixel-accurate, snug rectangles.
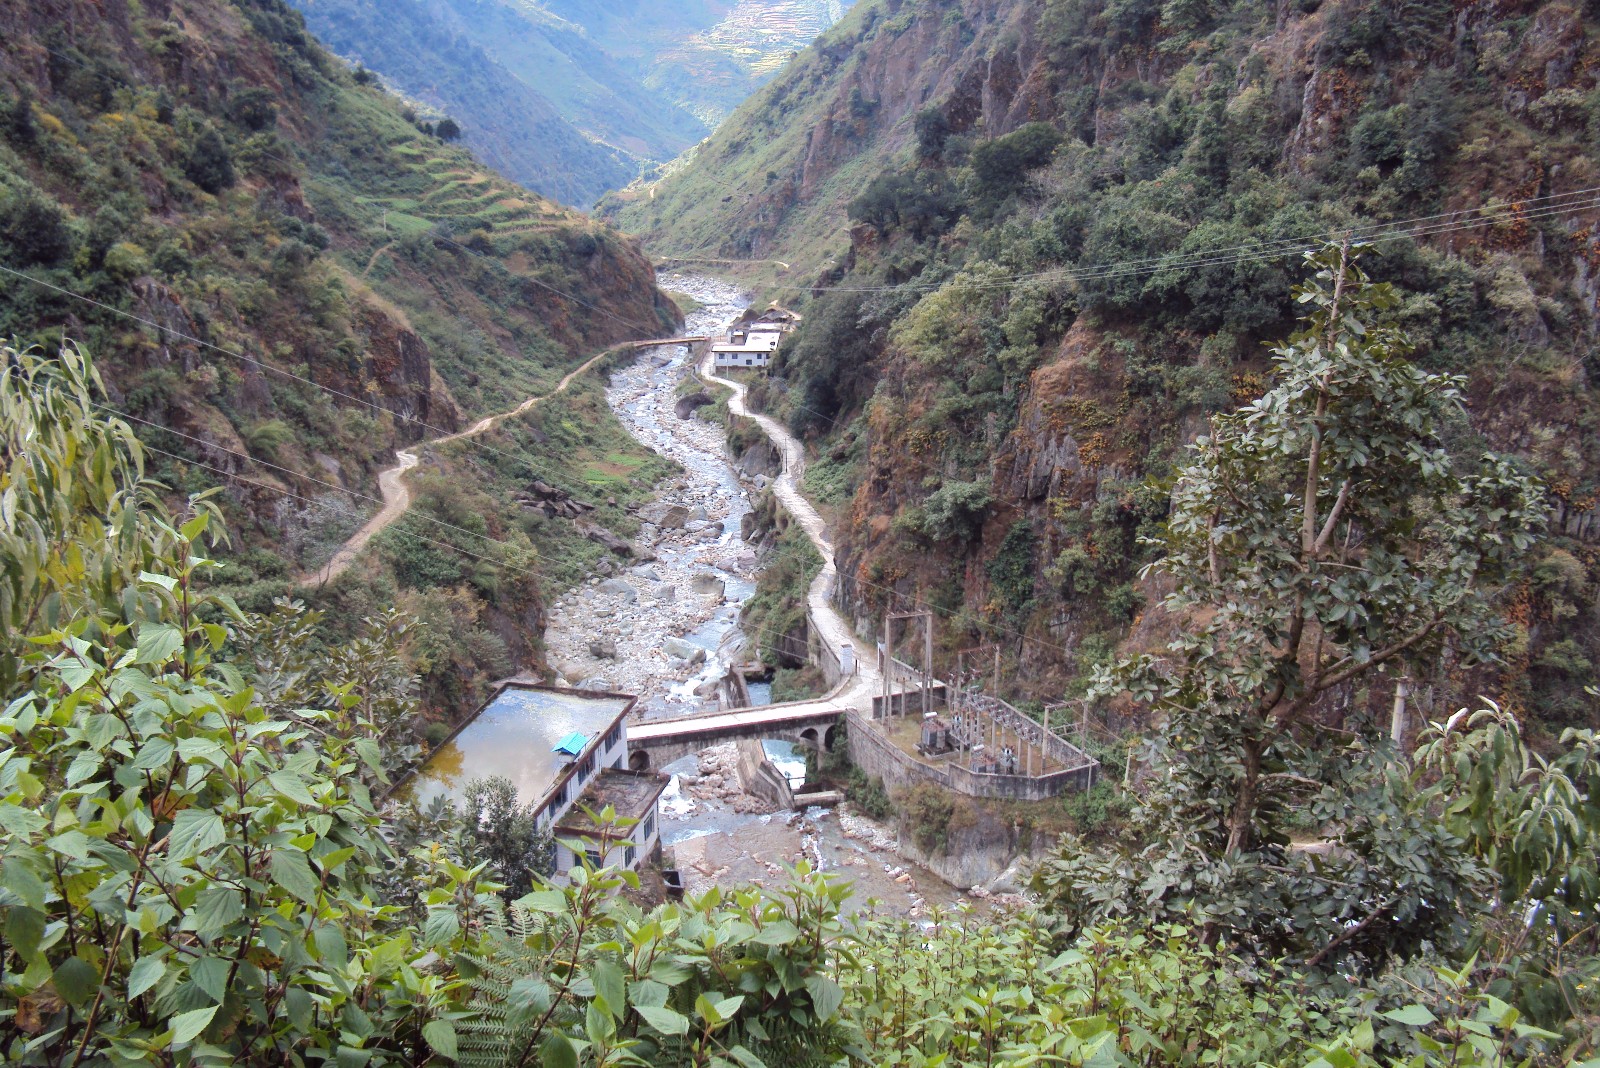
[0,0,680,719]
[290,0,860,207]
[615,0,1600,734]
[287,0,709,205]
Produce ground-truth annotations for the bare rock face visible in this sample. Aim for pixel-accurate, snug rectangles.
[353,298,463,440]
[736,440,782,478]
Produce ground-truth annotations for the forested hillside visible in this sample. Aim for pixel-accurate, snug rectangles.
[0,0,682,723]
[612,0,1600,736]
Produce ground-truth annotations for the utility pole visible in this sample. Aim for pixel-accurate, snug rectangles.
[1391,677,1410,752]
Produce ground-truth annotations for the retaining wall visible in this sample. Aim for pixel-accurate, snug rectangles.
[735,739,796,810]
[844,711,1096,801]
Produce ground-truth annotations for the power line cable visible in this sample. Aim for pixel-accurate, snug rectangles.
[100,404,547,561]
[0,263,646,477]
[700,191,1600,295]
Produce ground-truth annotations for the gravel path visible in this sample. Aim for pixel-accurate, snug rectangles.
[303,344,620,586]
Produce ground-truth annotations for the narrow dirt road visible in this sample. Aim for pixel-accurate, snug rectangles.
[697,349,883,710]
[303,341,671,586]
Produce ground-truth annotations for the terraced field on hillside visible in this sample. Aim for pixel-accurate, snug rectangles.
[649,0,856,124]
[353,145,582,245]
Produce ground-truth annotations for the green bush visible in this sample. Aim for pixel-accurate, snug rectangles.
[184,126,236,193]
[0,189,75,267]
[843,766,894,821]
[919,479,992,543]
[901,782,956,853]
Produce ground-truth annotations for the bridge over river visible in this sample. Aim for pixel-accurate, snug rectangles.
[623,343,1098,802]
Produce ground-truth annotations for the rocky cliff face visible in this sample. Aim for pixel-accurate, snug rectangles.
[627,0,1600,728]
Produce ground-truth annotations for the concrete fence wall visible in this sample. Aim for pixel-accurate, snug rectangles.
[844,711,1096,801]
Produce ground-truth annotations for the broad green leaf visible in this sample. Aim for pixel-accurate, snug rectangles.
[190,887,244,937]
[54,955,98,1007]
[5,906,45,961]
[636,1005,689,1037]
[270,849,322,905]
[314,924,348,968]
[805,974,844,1021]
[191,955,229,1003]
[128,955,166,999]
[541,1032,577,1068]
[751,919,800,945]
[170,1004,217,1045]
[423,908,459,948]
[133,623,184,667]
[1381,1004,1437,1026]
[138,571,178,592]
[45,829,92,861]
[168,809,226,859]
[422,1020,458,1059]
[2,858,47,910]
[590,958,625,1019]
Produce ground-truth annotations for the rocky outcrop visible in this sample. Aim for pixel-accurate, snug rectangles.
[518,479,598,520]
[357,300,461,439]
[894,795,1052,891]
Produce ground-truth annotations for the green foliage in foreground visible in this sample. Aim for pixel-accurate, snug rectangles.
[0,342,1593,1065]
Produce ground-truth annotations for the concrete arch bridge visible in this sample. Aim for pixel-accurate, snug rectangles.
[626,699,849,771]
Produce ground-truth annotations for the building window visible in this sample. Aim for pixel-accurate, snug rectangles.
[585,848,603,869]
[624,845,636,868]
[642,813,656,842]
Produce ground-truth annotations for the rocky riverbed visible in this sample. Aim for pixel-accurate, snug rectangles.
[663,744,965,917]
[540,273,971,918]
[544,275,757,716]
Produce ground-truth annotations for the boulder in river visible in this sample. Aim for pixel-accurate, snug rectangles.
[663,637,706,665]
[598,578,638,603]
[691,573,726,599]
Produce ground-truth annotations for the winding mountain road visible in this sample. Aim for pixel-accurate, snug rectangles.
[697,348,883,711]
[303,338,697,586]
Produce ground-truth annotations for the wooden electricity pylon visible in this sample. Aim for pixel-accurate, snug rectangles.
[883,608,934,720]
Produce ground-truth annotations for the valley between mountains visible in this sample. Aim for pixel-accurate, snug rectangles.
[5,0,1600,1064]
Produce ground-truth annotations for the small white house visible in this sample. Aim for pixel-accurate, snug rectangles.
[712,341,777,368]
[397,684,665,878]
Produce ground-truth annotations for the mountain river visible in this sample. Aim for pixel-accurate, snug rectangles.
[539,273,960,916]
